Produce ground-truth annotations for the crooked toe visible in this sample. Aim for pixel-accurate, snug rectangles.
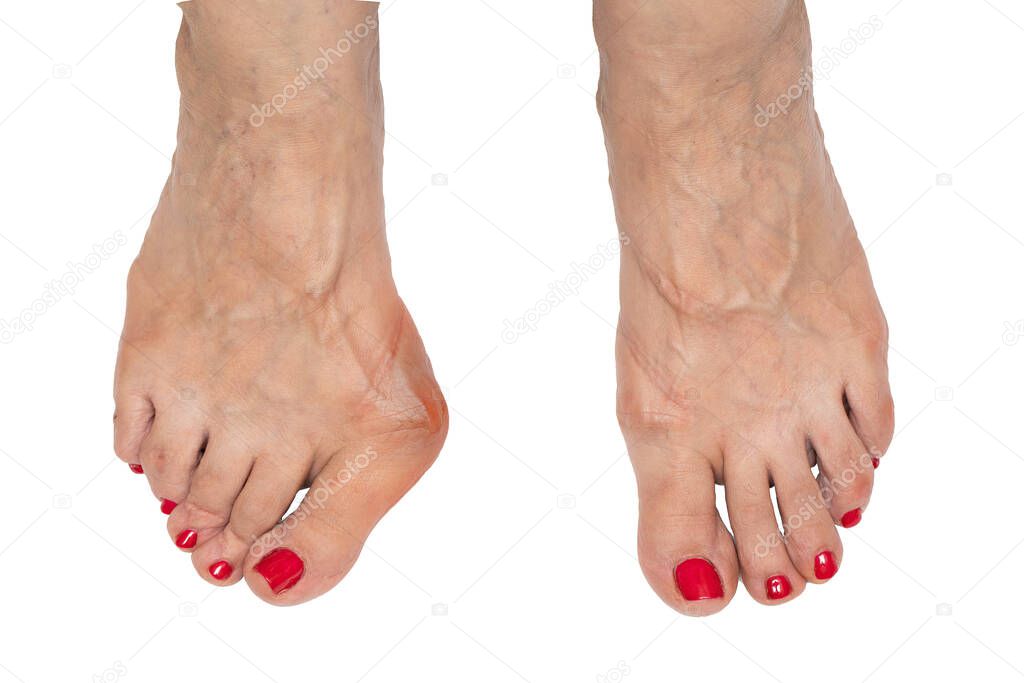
[244,441,439,606]
[137,414,204,506]
[190,455,308,585]
[167,439,252,552]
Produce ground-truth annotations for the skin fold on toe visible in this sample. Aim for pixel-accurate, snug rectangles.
[593,0,894,613]
[113,1,448,603]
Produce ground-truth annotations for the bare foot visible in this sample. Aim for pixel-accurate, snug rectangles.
[113,1,446,605]
[594,0,894,614]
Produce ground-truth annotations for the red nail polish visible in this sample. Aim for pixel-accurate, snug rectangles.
[872,457,880,469]
[255,548,305,595]
[209,560,233,581]
[766,575,792,600]
[160,499,177,515]
[814,551,839,580]
[129,463,144,474]
[175,529,197,549]
[674,558,724,601]
[841,508,862,528]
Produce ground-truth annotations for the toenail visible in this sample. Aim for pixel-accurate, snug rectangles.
[254,548,305,595]
[129,464,144,474]
[175,529,198,549]
[872,457,880,469]
[814,551,839,580]
[840,509,862,528]
[674,558,724,601]
[209,560,233,581]
[160,499,177,515]
[766,575,792,601]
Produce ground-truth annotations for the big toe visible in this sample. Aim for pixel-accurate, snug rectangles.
[634,446,739,617]
[244,439,440,606]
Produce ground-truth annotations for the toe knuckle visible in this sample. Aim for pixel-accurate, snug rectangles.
[143,448,173,476]
[182,499,229,527]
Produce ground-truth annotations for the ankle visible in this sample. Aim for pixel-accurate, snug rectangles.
[143,4,393,296]
[595,1,813,131]
[594,0,804,61]
[176,1,382,136]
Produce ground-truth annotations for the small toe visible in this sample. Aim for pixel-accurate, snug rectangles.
[633,446,738,616]
[113,393,153,470]
[844,379,895,460]
[771,457,843,584]
[724,451,804,604]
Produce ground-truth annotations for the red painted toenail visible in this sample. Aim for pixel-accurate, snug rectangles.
[129,464,144,474]
[255,548,305,595]
[766,575,792,600]
[175,529,198,549]
[160,499,177,515]
[841,509,862,528]
[209,561,233,581]
[872,457,880,469]
[674,558,724,601]
[814,551,839,580]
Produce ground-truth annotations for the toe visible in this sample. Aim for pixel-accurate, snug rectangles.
[809,413,874,527]
[771,458,843,583]
[634,447,738,616]
[844,379,895,462]
[723,451,803,604]
[243,439,439,606]
[137,413,204,507]
[167,438,252,552]
[113,393,153,471]
[190,455,308,585]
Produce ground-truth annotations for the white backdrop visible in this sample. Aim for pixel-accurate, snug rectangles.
[1,0,1023,681]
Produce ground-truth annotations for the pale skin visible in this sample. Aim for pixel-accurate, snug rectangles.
[114,0,893,612]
